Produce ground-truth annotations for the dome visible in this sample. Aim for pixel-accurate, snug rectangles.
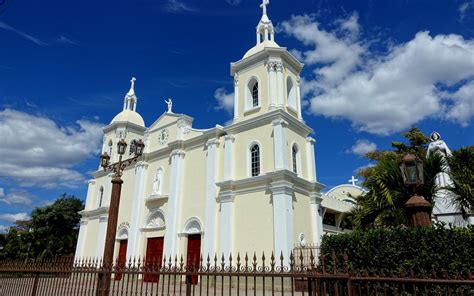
[243,40,280,59]
[111,109,145,127]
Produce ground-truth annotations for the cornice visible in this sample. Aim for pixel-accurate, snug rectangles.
[225,109,312,135]
[81,207,109,219]
[103,121,147,134]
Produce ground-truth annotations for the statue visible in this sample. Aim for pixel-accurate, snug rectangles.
[152,169,162,194]
[426,131,453,189]
[165,98,173,113]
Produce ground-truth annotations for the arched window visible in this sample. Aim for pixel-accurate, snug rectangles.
[287,77,297,110]
[129,139,137,155]
[250,144,260,177]
[292,145,299,174]
[98,186,104,208]
[108,140,113,155]
[246,78,259,109]
[252,83,259,107]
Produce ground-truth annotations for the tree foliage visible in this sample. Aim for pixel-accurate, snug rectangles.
[0,194,84,260]
[353,128,442,228]
[446,147,474,217]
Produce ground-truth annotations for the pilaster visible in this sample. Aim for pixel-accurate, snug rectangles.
[219,191,235,262]
[74,220,88,259]
[270,180,294,264]
[223,135,235,181]
[203,139,220,258]
[127,161,149,260]
[309,193,324,246]
[306,137,317,181]
[85,179,96,210]
[95,215,109,259]
[233,74,239,121]
[275,62,284,108]
[296,76,303,120]
[164,149,186,258]
[267,62,277,109]
[272,119,289,170]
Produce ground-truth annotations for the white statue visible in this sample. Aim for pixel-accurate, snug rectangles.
[152,169,162,194]
[426,132,453,189]
[165,98,173,113]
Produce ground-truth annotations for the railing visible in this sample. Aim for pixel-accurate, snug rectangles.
[0,251,472,296]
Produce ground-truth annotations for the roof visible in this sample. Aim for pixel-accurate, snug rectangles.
[243,40,280,59]
[111,109,145,127]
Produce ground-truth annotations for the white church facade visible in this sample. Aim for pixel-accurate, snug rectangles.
[75,2,329,263]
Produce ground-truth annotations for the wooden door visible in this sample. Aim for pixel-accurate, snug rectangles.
[144,237,164,282]
[186,234,201,285]
[115,240,128,281]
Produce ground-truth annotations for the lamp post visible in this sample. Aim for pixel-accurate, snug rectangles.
[399,153,432,228]
[97,138,145,296]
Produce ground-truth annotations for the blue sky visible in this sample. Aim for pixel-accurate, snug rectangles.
[0,0,473,231]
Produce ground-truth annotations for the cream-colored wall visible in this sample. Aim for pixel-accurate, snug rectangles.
[116,167,136,227]
[293,192,315,245]
[237,62,269,120]
[232,191,274,256]
[146,123,179,152]
[286,128,310,180]
[82,218,99,257]
[231,123,274,180]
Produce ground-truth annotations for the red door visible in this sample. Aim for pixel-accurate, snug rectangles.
[186,234,201,285]
[115,240,128,281]
[144,237,164,282]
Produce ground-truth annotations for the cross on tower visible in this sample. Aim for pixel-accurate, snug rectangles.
[130,77,136,90]
[348,176,359,186]
[260,0,269,15]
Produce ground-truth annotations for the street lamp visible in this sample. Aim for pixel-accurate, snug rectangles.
[97,138,145,296]
[400,153,431,228]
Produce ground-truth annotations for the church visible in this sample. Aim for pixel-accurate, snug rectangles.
[74,1,354,264]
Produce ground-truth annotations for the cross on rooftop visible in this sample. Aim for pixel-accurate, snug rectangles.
[260,0,269,15]
[348,176,359,186]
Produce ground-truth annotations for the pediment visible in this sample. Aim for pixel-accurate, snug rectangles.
[148,112,194,132]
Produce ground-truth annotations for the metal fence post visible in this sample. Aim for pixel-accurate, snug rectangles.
[31,272,39,296]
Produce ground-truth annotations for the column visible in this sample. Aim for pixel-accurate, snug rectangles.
[203,139,220,258]
[85,179,96,210]
[306,137,317,181]
[270,181,294,264]
[268,62,276,109]
[223,135,235,180]
[234,74,239,121]
[95,215,109,259]
[276,62,284,108]
[272,119,289,170]
[74,220,88,259]
[163,149,185,258]
[219,191,234,264]
[310,193,324,247]
[127,161,149,260]
[296,76,303,120]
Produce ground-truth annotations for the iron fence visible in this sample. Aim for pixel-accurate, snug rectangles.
[0,251,472,296]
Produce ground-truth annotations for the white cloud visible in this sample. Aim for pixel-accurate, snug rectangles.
[0,212,30,223]
[0,21,47,46]
[0,109,103,188]
[0,189,33,205]
[224,0,242,5]
[56,35,78,46]
[350,139,377,156]
[280,14,474,135]
[214,88,234,114]
[459,1,474,20]
[0,225,8,233]
[164,0,197,13]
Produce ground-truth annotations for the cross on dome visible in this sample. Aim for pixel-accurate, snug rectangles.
[348,176,359,186]
[123,76,138,112]
[130,77,136,92]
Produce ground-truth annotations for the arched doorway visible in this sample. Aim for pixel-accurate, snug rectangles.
[183,218,203,285]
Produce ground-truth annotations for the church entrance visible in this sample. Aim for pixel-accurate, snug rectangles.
[186,234,201,285]
[115,240,128,281]
[144,237,164,282]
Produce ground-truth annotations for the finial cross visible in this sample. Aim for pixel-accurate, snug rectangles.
[348,176,359,186]
[130,77,136,90]
[260,0,269,15]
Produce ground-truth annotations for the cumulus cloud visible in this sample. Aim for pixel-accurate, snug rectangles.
[280,14,474,135]
[350,139,377,156]
[0,212,30,223]
[0,225,8,233]
[214,88,234,114]
[0,109,103,188]
[0,189,33,205]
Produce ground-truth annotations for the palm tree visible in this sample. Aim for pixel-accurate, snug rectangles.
[445,147,474,218]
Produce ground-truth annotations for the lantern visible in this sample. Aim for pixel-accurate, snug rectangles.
[117,139,127,155]
[100,152,110,169]
[399,153,424,186]
[135,139,145,156]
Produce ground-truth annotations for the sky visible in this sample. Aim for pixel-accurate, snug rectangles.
[0,0,473,232]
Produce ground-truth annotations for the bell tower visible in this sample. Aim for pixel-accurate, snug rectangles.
[230,0,304,122]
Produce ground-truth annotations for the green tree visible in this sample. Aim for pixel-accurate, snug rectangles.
[446,147,474,217]
[353,128,443,228]
[0,194,84,260]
